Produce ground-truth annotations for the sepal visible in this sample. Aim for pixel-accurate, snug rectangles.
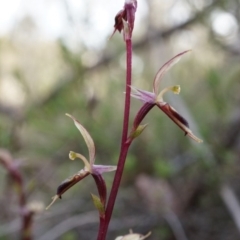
[132,102,155,130]
[157,102,203,143]
[130,86,155,103]
[66,113,95,165]
[91,173,107,206]
[92,165,117,175]
[153,50,191,95]
[46,169,90,210]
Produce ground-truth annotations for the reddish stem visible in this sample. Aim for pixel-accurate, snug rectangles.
[121,39,132,146]
[0,150,33,240]
[21,211,34,240]
[97,39,133,240]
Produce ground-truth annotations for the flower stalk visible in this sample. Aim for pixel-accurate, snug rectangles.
[97,4,136,237]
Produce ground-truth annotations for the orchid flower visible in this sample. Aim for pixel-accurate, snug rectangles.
[111,0,137,40]
[115,230,151,240]
[46,114,117,209]
[130,50,202,143]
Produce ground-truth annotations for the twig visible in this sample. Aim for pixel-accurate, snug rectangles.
[0,149,33,240]
[36,211,97,240]
[220,184,240,234]
[36,212,161,240]
[164,211,189,240]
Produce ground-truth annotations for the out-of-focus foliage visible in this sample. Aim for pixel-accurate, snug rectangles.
[1,0,240,239]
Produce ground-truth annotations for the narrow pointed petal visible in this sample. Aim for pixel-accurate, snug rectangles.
[153,50,191,95]
[66,114,95,165]
[130,86,156,103]
[157,102,203,143]
[133,102,155,129]
[91,173,107,207]
[92,164,117,175]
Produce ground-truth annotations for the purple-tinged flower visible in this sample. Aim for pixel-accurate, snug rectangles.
[130,50,203,143]
[111,0,137,39]
[46,114,116,210]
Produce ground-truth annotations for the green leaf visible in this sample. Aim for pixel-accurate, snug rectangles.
[129,124,148,140]
[91,193,105,218]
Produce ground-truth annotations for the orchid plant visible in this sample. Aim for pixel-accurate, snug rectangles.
[48,0,202,239]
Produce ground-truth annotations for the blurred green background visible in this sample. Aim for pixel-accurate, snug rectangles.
[1,0,240,239]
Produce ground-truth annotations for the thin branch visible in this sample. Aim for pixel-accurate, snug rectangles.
[220,184,240,234]
[164,211,189,240]
[0,149,33,240]
[36,212,161,240]
[36,211,97,240]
